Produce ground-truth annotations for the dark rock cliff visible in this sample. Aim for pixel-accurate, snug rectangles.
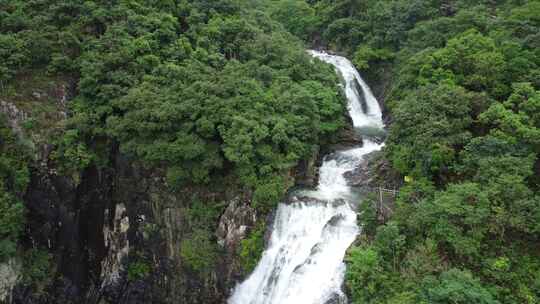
[0,79,324,304]
[9,152,258,303]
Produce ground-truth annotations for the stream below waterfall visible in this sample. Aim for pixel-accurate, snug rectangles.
[228,51,385,304]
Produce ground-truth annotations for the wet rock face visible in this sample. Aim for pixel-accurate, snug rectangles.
[343,150,401,191]
[324,292,348,304]
[343,152,377,189]
[15,163,115,303]
[326,214,345,227]
[293,147,320,188]
[11,149,257,304]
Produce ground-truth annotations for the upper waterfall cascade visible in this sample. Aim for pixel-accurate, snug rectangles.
[228,51,385,304]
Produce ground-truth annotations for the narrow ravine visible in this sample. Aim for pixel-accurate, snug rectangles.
[228,51,385,304]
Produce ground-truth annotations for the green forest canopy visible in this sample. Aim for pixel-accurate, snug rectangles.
[267,0,539,303]
[0,0,347,209]
[1,0,539,302]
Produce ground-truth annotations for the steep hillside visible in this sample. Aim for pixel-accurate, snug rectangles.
[0,1,349,303]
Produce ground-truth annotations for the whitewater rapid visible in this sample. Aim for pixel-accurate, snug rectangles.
[228,51,384,304]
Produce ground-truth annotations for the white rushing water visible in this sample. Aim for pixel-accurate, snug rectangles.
[310,51,383,129]
[228,51,385,304]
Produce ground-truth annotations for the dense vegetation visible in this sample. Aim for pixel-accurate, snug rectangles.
[2,0,539,302]
[0,0,347,278]
[1,0,347,199]
[268,0,540,303]
[0,116,28,262]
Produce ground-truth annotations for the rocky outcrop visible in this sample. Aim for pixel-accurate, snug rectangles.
[292,147,320,188]
[9,141,273,304]
[343,151,401,191]
[100,203,130,288]
[216,197,257,287]
[323,292,347,304]
[217,198,256,252]
[0,101,28,138]
[13,160,115,304]
[0,260,20,303]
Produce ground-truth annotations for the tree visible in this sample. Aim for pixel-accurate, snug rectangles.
[345,246,392,304]
[387,83,474,180]
[422,269,499,304]
[481,83,540,153]
[269,0,321,40]
[411,183,490,262]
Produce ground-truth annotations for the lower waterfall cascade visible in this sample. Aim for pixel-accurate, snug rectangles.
[228,51,385,304]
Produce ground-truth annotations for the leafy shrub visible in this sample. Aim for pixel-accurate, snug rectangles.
[239,223,266,274]
[22,249,52,284]
[180,229,219,274]
[50,129,95,176]
[421,269,498,304]
[127,260,151,282]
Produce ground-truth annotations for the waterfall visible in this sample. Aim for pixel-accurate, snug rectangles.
[228,51,385,304]
[310,51,383,129]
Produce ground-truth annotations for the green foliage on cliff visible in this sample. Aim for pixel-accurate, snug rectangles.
[21,249,52,284]
[127,259,151,282]
[180,228,219,274]
[239,223,266,274]
[50,129,95,179]
[0,115,29,262]
[180,199,225,275]
[0,0,347,211]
